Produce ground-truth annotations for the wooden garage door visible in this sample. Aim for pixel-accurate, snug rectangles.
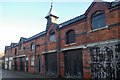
[20,57,25,71]
[45,53,57,76]
[14,58,17,70]
[64,49,83,79]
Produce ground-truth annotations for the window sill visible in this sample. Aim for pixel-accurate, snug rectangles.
[89,26,108,33]
[19,49,23,51]
[49,41,56,43]
[65,43,76,46]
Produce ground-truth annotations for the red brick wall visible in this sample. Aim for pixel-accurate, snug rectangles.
[59,52,65,77]
[82,48,91,79]
[59,2,119,50]
[28,66,35,74]
[41,55,45,75]
[4,1,120,79]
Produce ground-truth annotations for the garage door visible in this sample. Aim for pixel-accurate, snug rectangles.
[64,49,83,79]
[45,53,58,76]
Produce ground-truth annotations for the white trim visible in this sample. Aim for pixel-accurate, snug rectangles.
[87,39,119,47]
[5,58,8,61]
[9,57,13,60]
[88,25,108,33]
[61,39,119,51]
[61,45,85,51]
[41,39,119,52]
[26,57,28,60]
[42,50,57,54]
[13,54,26,58]
[65,43,76,46]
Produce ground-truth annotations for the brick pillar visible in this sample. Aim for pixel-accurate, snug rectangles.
[82,48,91,79]
[41,55,45,76]
[59,52,64,78]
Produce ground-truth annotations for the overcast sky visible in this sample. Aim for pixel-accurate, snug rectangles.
[0,0,115,54]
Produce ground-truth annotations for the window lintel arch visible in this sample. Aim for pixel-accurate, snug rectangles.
[91,10,105,18]
[49,29,55,34]
[66,29,75,34]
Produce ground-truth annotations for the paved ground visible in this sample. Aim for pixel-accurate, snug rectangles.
[1,69,64,80]
[2,69,43,78]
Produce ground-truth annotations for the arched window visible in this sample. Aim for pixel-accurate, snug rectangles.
[66,30,75,44]
[31,42,35,52]
[91,11,106,30]
[49,30,56,42]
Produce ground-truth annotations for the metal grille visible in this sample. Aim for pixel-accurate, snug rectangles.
[90,43,120,80]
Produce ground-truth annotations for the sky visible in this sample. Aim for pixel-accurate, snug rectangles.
[0,0,116,54]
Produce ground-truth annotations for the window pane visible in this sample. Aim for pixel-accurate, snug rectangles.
[92,11,106,30]
[50,34,56,42]
[66,30,75,44]
[31,43,35,52]
[99,18,106,28]
[92,21,99,29]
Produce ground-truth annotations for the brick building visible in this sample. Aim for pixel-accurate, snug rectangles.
[4,1,120,79]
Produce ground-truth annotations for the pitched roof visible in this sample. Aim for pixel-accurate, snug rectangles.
[10,43,17,47]
[59,14,86,28]
[5,46,10,50]
[110,1,120,8]
[25,31,46,42]
[19,37,27,43]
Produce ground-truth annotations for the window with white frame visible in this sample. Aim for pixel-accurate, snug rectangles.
[31,42,35,52]
[91,11,106,30]
[31,56,35,66]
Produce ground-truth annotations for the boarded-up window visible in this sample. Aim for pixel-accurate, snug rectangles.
[66,30,75,44]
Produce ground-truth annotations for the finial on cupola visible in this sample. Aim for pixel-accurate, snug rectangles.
[45,0,59,24]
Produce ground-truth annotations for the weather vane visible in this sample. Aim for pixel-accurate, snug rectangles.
[51,0,53,8]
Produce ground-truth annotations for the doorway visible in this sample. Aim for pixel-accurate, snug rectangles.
[64,49,83,79]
